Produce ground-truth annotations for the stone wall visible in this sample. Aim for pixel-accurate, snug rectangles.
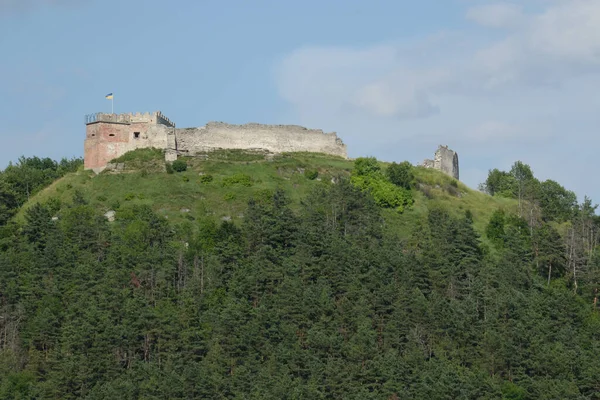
[420,145,459,180]
[84,112,348,172]
[86,111,175,127]
[175,122,347,158]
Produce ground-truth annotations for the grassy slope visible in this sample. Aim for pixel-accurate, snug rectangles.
[19,149,518,240]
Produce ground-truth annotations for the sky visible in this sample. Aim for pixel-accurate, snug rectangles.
[1,0,599,202]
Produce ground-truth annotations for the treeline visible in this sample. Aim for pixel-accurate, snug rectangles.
[482,161,579,222]
[0,155,599,398]
[0,156,82,224]
[482,161,600,297]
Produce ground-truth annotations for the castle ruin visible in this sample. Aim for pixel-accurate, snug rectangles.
[421,145,459,180]
[84,111,460,181]
[84,111,348,172]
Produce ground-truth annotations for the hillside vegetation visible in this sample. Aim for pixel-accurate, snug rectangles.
[1,149,599,399]
[19,149,516,239]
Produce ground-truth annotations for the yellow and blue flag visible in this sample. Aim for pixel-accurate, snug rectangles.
[105,93,113,100]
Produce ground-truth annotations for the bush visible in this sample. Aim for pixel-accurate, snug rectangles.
[224,192,237,201]
[353,157,381,176]
[486,209,506,245]
[124,193,136,201]
[445,184,460,197]
[172,159,188,172]
[165,162,174,174]
[386,161,415,189]
[199,174,214,184]
[351,157,413,212]
[304,169,319,180]
[419,185,434,199]
[182,176,190,183]
[96,195,108,202]
[253,188,275,204]
[351,175,413,213]
[222,173,253,187]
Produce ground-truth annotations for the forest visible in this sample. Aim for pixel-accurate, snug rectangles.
[0,153,599,399]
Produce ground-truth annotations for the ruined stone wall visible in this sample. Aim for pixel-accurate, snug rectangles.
[434,145,459,180]
[420,145,459,180]
[84,112,348,172]
[175,122,347,158]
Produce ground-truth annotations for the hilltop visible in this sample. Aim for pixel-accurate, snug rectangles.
[21,148,516,239]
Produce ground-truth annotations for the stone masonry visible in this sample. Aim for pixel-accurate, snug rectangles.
[421,145,459,180]
[84,111,347,172]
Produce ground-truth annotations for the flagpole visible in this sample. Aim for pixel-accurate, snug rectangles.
[112,97,114,114]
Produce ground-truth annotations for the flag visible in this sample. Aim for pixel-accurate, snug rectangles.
[105,93,113,100]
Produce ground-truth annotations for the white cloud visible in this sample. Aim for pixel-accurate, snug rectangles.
[466,3,524,28]
[276,44,455,121]
[474,0,600,88]
[528,1,600,63]
[348,69,448,119]
[273,0,600,200]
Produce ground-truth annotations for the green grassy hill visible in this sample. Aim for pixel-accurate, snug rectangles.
[20,148,517,239]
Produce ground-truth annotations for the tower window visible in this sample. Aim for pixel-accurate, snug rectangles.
[109,134,115,137]
[134,132,140,139]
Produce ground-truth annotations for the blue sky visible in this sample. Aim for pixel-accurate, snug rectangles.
[1,0,599,202]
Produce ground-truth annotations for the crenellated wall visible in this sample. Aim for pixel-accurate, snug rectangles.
[84,111,348,172]
[85,111,176,127]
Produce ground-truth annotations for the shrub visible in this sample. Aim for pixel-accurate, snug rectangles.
[224,192,237,201]
[304,169,319,180]
[351,175,414,213]
[165,162,174,174]
[253,188,275,204]
[222,173,253,187]
[419,185,434,199]
[46,197,62,214]
[96,195,108,202]
[172,159,188,172]
[124,193,136,201]
[386,161,415,189]
[353,157,381,176]
[445,184,460,197]
[199,174,214,183]
[486,209,506,245]
[182,176,190,183]
[351,157,413,212]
